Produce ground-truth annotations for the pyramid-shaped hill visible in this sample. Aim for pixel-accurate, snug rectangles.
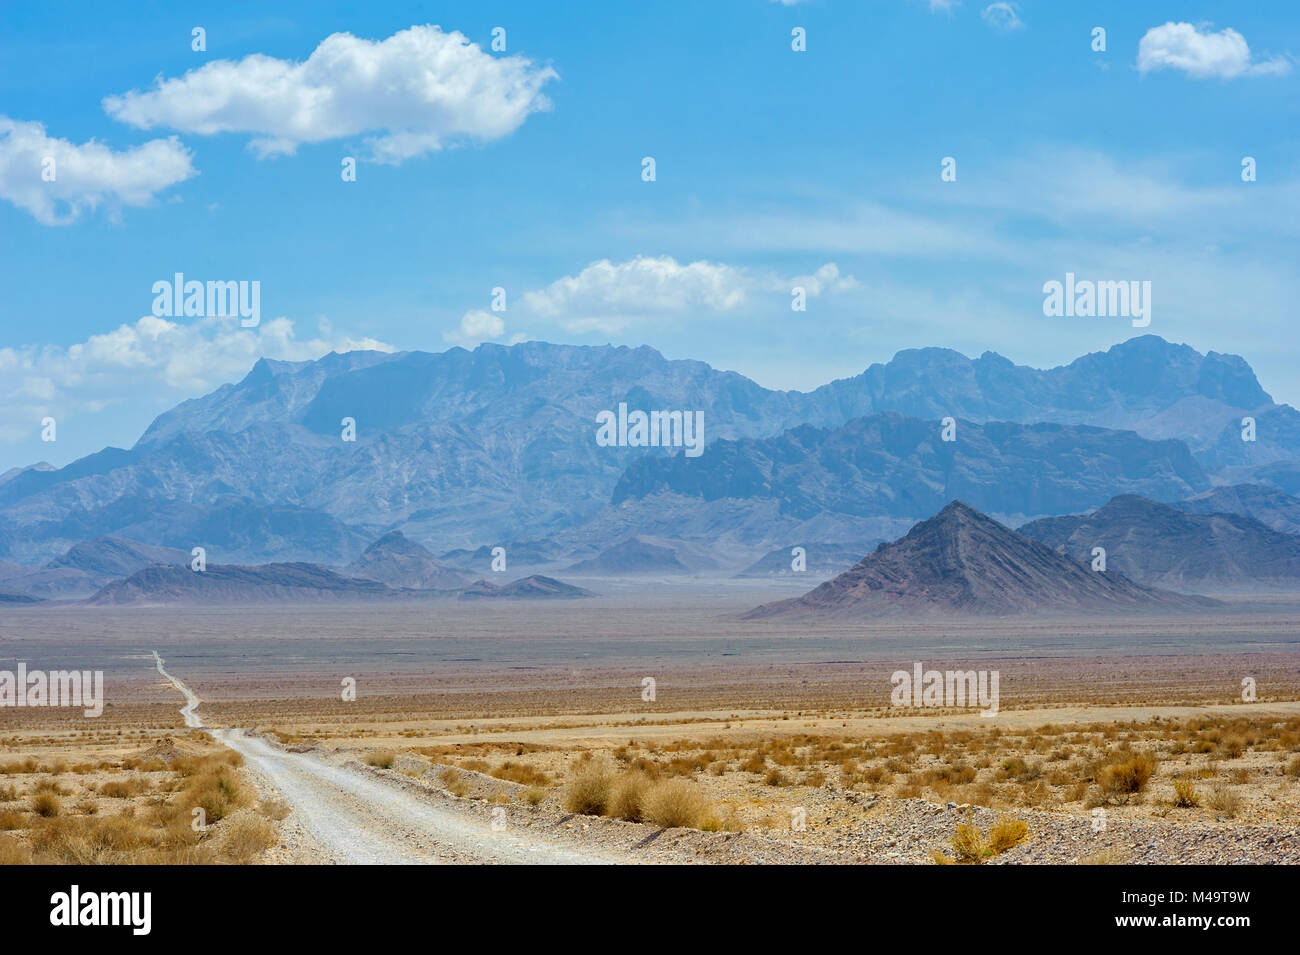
[458,575,595,600]
[346,530,473,590]
[744,501,1215,619]
[567,537,690,575]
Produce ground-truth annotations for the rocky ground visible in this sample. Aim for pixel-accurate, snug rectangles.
[244,740,1300,865]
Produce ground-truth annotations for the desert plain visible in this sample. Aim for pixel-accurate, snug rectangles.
[3,582,1300,865]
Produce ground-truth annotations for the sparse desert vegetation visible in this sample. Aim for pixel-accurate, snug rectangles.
[3,617,1299,864]
[0,733,286,865]
[558,757,715,829]
[364,750,396,769]
[933,814,1028,864]
[318,705,1300,863]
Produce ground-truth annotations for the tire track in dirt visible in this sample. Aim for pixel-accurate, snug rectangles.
[153,651,624,865]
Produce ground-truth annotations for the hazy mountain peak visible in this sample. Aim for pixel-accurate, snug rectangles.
[747,499,1208,618]
[347,529,472,591]
[1018,493,1300,593]
[4,335,1295,568]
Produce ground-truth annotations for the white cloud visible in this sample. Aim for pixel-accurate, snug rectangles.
[511,255,857,334]
[666,146,1299,265]
[980,3,1023,31]
[0,116,195,225]
[444,309,505,345]
[522,256,747,331]
[103,25,558,163]
[946,147,1249,228]
[1137,22,1290,79]
[0,315,392,443]
[783,263,861,296]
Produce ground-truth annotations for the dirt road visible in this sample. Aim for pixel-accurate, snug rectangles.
[153,651,624,865]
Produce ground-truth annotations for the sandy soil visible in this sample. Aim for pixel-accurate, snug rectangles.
[4,596,1299,865]
[139,652,1300,865]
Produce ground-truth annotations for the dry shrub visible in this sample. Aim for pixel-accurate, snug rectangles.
[606,771,652,822]
[179,764,248,823]
[861,765,891,786]
[365,750,396,769]
[0,833,31,865]
[739,754,766,775]
[173,750,242,778]
[90,814,151,852]
[643,778,709,829]
[28,818,101,864]
[947,823,985,864]
[29,791,60,818]
[216,811,278,864]
[438,768,469,797]
[0,811,25,831]
[1209,783,1240,817]
[100,778,146,799]
[986,816,1028,854]
[564,758,615,815]
[1172,779,1200,808]
[489,761,551,787]
[259,799,291,821]
[763,768,789,787]
[1098,753,1156,802]
[936,814,1028,864]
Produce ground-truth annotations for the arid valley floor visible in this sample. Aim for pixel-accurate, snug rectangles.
[3,582,1300,865]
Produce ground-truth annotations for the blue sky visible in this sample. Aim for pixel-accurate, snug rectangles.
[1,0,1297,470]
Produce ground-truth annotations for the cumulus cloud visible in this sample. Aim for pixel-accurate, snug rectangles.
[781,263,861,296]
[102,25,558,163]
[1137,22,1291,79]
[0,116,195,225]
[443,309,505,345]
[502,255,857,335]
[0,315,392,443]
[521,256,749,333]
[980,3,1023,31]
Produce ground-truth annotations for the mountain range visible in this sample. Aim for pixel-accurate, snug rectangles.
[3,335,1300,584]
[1019,494,1300,593]
[611,412,1209,530]
[0,536,189,599]
[87,561,595,606]
[1174,484,1300,536]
